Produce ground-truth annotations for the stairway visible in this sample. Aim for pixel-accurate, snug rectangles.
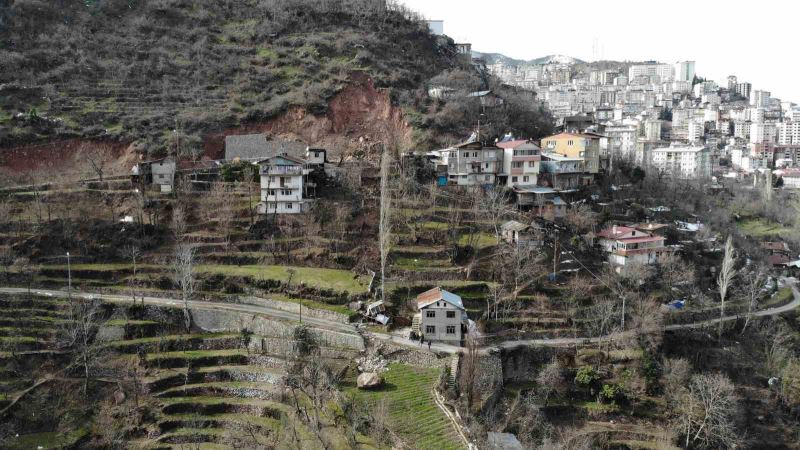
[448,354,460,388]
[411,313,421,335]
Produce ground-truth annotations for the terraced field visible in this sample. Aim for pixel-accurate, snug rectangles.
[347,364,465,450]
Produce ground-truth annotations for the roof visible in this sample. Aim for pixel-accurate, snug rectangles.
[416,287,465,310]
[541,152,584,162]
[501,220,529,232]
[762,242,789,252]
[468,90,493,97]
[496,139,540,149]
[634,223,669,231]
[225,134,308,161]
[542,132,602,141]
[257,153,307,165]
[487,432,524,450]
[514,186,557,195]
[769,254,792,266]
[550,196,567,206]
[597,226,637,239]
[618,235,665,244]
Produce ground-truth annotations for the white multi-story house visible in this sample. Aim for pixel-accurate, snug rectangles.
[750,122,778,144]
[674,61,696,82]
[497,139,541,188]
[440,140,503,186]
[413,287,468,345]
[628,63,675,83]
[598,225,668,272]
[651,145,711,179]
[258,154,313,214]
[604,121,639,163]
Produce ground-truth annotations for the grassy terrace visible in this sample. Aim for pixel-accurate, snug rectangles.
[737,218,793,238]
[347,364,463,450]
[44,263,369,294]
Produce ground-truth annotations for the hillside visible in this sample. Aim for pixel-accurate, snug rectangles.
[0,0,456,159]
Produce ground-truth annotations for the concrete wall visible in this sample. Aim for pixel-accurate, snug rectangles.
[240,296,351,324]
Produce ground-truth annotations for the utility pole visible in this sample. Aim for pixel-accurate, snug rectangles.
[552,230,559,279]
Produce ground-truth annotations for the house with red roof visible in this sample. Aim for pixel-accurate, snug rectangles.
[412,287,468,345]
[597,225,668,270]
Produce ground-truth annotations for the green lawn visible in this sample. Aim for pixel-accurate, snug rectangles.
[457,232,498,249]
[738,218,793,238]
[4,429,87,450]
[46,263,368,295]
[347,364,464,450]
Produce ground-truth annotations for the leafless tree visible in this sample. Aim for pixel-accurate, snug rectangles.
[658,253,695,300]
[583,297,619,338]
[172,244,195,331]
[171,204,187,243]
[536,357,565,406]
[378,148,393,303]
[84,146,113,182]
[479,187,509,244]
[739,265,767,333]
[717,236,737,339]
[662,358,691,405]
[59,298,105,395]
[460,328,480,410]
[123,245,141,305]
[565,203,597,234]
[676,373,740,449]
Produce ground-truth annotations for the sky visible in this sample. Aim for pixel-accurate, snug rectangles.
[400,0,799,103]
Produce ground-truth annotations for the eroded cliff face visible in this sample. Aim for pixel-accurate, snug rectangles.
[204,73,411,161]
[0,139,137,180]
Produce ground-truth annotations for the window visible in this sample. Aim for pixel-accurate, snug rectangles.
[512,176,518,182]
[426,310,436,318]
[282,190,291,196]
[485,175,490,181]
[446,325,456,334]
[287,203,293,209]
[512,162,523,168]
[484,163,489,169]
[528,161,536,168]
[473,152,478,157]
[568,140,574,146]
[523,176,529,182]
[268,190,276,196]
[425,325,436,334]
[446,311,456,319]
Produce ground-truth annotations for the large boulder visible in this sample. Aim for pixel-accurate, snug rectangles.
[357,372,384,390]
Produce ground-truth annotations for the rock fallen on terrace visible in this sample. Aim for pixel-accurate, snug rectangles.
[357,372,384,390]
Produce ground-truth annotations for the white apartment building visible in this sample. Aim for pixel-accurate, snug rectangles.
[604,121,639,161]
[651,145,712,179]
[750,122,778,144]
[628,63,675,83]
[674,61,696,82]
[778,122,800,145]
[644,119,663,142]
[258,154,313,214]
[688,120,705,144]
[751,90,771,107]
[497,139,541,188]
[734,121,752,140]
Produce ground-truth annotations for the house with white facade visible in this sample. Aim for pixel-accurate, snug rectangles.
[496,139,541,188]
[650,145,711,179]
[597,225,668,272]
[413,287,468,345]
[257,154,313,214]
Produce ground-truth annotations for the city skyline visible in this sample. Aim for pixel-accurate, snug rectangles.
[401,0,799,103]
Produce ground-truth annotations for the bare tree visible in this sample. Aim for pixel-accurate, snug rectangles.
[658,253,695,300]
[123,245,141,305]
[378,148,393,303]
[460,327,480,410]
[479,187,509,244]
[536,357,565,406]
[717,236,737,339]
[84,146,113,182]
[59,298,105,395]
[171,204,188,243]
[662,358,691,405]
[739,265,767,333]
[565,203,597,234]
[173,244,195,331]
[676,373,740,449]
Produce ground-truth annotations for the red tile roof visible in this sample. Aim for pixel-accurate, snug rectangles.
[597,226,636,239]
[497,140,537,149]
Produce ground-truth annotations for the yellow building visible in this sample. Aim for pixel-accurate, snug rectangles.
[540,132,602,174]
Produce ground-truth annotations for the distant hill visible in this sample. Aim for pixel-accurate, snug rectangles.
[472,51,584,66]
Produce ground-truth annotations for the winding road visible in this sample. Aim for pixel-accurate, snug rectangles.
[1,285,798,355]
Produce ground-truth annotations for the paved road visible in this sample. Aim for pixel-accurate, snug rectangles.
[3,286,798,356]
[371,286,800,355]
[0,287,360,337]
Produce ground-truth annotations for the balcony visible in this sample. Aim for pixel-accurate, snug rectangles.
[261,166,303,175]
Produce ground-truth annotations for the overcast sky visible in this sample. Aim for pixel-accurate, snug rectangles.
[401,0,799,104]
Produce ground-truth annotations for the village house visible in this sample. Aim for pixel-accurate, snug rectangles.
[540,132,602,174]
[539,153,590,189]
[597,225,668,271]
[257,153,313,215]
[412,287,468,345]
[512,186,567,219]
[131,157,176,193]
[497,138,541,188]
[501,220,544,248]
[439,139,503,186]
